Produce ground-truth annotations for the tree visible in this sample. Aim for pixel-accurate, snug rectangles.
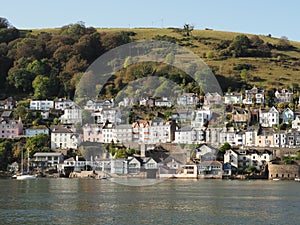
[240,69,250,82]
[0,140,13,170]
[32,75,50,99]
[219,142,231,154]
[0,17,11,29]
[183,24,194,36]
[165,52,175,64]
[25,134,51,157]
[230,35,251,57]
[7,68,34,92]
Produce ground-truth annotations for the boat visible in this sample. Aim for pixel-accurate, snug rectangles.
[272,178,280,181]
[16,174,36,180]
[16,149,36,180]
[295,178,300,182]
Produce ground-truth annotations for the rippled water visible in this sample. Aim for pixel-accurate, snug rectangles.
[0,178,299,225]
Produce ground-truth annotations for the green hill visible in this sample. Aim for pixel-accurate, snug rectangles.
[2,24,300,100]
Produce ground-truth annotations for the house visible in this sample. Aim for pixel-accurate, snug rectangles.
[193,144,218,162]
[173,164,198,179]
[220,127,238,146]
[60,104,82,125]
[118,97,135,108]
[273,131,287,148]
[174,127,205,144]
[158,153,187,178]
[30,100,54,111]
[285,129,300,148]
[224,92,243,105]
[231,107,249,127]
[149,120,177,144]
[33,152,64,169]
[282,108,294,124]
[177,93,199,106]
[51,126,81,149]
[92,108,121,124]
[205,127,223,147]
[204,92,222,105]
[191,107,212,128]
[224,149,273,173]
[84,99,114,111]
[132,120,177,144]
[197,161,223,179]
[142,157,158,169]
[171,109,194,123]
[102,122,115,143]
[54,99,75,110]
[292,116,300,130]
[113,124,132,144]
[0,97,16,110]
[0,116,23,139]
[255,128,274,147]
[139,97,155,107]
[154,97,173,107]
[82,124,103,142]
[274,89,293,103]
[127,157,142,174]
[243,86,264,105]
[259,106,279,127]
[244,126,259,146]
[25,126,49,137]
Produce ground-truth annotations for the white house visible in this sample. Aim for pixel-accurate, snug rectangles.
[224,92,243,105]
[92,108,121,124]
[259,106,279,127]
[82,124,103,142]
[33,152,64,169]
[102,122,115,143]
[30,100,54,111]
[191,107,212,128]
[204,92,222,105]
[243,86,264,105]
[224,149,273,172]
[51,126,81,149]
[60,104,82,125]
[244,126,259,146]
[177,93,199,106]
[154,97,173,107]
[273,131,287,148]
[292,116,300,130]
[113,124,132,144]
[132,120,177,144]
[84,99,114,111]
[174,127,205,144]
[54,99,75,110]
[275,89,293,103]
[219,127,245,146]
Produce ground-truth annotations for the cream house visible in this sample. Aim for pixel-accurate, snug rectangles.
[51,126,81,149]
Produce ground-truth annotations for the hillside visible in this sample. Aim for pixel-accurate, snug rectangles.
[90,28,300,91]
[2,24,300,101]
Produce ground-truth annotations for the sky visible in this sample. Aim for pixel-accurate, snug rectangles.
[2,0,300,41]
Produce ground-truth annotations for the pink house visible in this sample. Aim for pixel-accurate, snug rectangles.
[0,117,23,138]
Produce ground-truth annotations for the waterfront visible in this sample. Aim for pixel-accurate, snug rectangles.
[0,178,299,225]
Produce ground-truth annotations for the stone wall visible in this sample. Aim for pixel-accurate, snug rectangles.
[268,162,299,180]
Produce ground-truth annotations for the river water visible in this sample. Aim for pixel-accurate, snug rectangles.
[0,178,299,225]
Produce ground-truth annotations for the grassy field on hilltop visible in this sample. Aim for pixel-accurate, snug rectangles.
[89,27,300,91]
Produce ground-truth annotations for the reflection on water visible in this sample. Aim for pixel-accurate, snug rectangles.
[0,179,299,224]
